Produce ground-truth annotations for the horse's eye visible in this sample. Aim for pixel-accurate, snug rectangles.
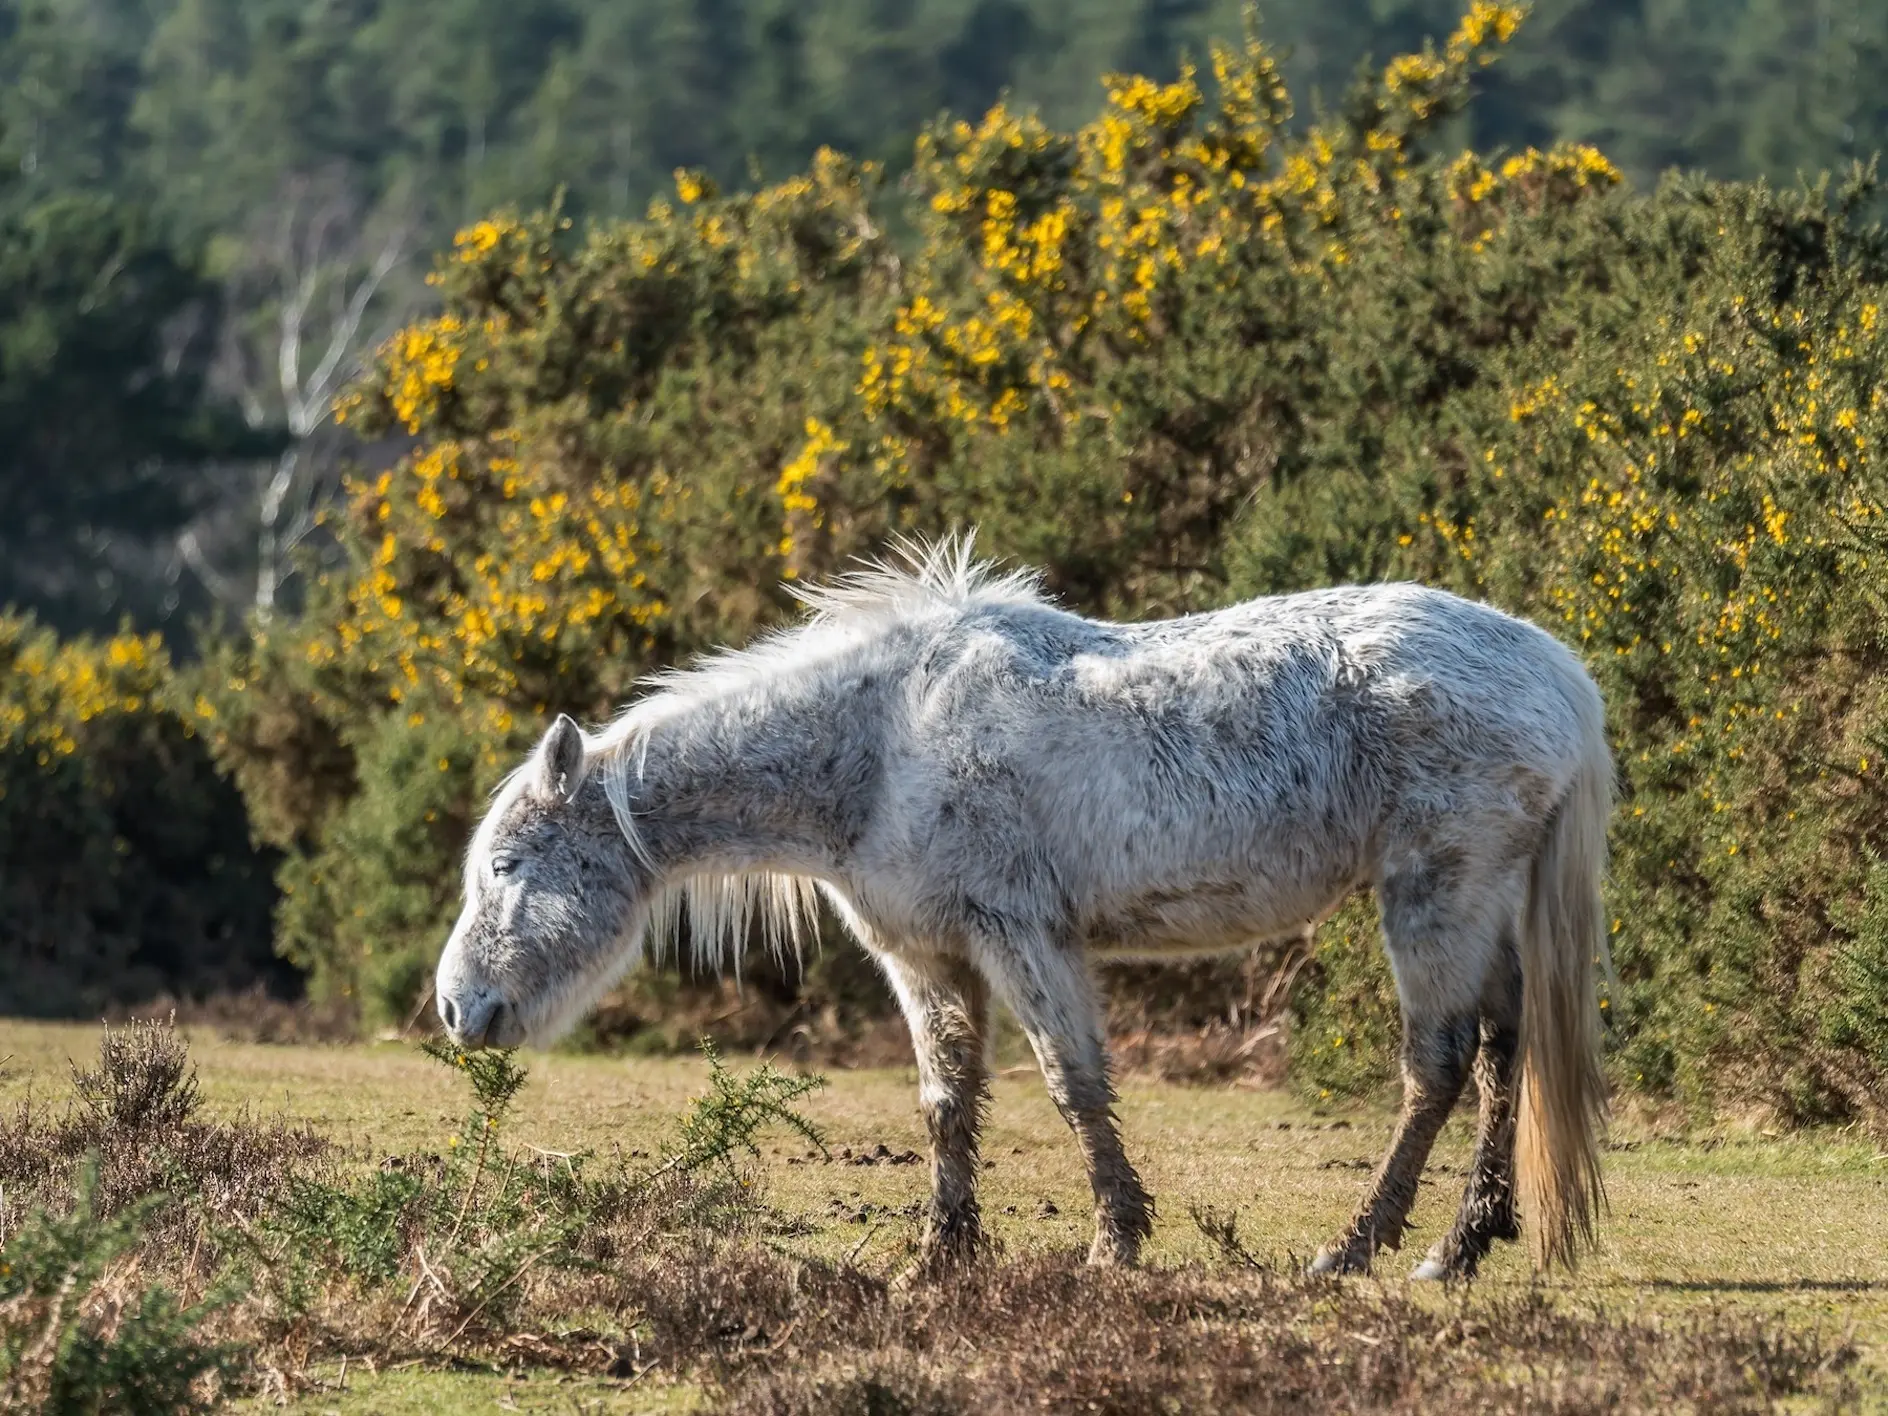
[491,855,519,879]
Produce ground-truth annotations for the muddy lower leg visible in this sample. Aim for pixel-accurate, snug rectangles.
[987,938,1153,1266]
[1058,1082,1154,1267]
[880,952,991,1268]
[1415,1016,1520,1279]
[1311,1012,1477,1275]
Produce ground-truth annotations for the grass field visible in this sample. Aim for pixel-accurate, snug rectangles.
[4,1018,1885,1412]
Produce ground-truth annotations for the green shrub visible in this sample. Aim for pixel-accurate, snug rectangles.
[257,1037,828,1344]
[1285,899,1401,1103]
[0,1159,237,1415]
[274,708,496,1024]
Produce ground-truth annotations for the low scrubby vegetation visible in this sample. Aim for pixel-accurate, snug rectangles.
[0,1021,1866,1412]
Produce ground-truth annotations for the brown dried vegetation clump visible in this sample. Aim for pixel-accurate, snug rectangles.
[0,1017,331,1235]
[714,1256,1856,1415]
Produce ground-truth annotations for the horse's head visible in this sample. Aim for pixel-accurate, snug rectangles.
[434,714,644,1049]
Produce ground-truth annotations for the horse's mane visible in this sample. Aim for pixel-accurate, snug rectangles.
[587,532,1040,979]
[786,531,1046,623]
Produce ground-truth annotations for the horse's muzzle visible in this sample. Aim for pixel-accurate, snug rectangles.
[439,986,524,1049]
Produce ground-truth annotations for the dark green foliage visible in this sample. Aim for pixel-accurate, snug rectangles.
[17,0,1888,249]
[271,1167,428,1292]
[0,161,266,630]
[7,0,1888,635]
[255,13,1888,1127]
[1285,900,1401,1103]
[270,710,492,1025]
[0,620,284,1018]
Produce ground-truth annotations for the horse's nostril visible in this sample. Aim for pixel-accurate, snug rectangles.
[440,995,460,1031]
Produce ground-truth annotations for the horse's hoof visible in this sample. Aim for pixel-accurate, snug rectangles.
[1307,1248,1367,1277]
[1087,1234,1142,1268]
[890,1260,927,1294]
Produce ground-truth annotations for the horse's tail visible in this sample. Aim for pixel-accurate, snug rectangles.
[1515,671,1612,1271]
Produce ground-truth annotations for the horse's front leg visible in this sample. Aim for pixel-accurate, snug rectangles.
[878,950,991,1270]
[981,931,1153,1267]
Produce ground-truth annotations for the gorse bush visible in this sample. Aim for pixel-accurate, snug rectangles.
[0,1025,276,1415]
[201,1,1888,1123]
[0,1160,237,1416]
[260,1036,830,1344]
[263,1039,591,1333]
[0,617,281,1016]
[0,2,1879,1123]
[215,3,1594,1026]
[658,1038,830,1178]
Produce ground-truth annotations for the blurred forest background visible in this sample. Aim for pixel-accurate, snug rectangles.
[13,1,1888,1126]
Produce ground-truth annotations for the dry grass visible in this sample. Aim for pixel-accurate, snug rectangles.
[717,1260,1853,1415]
[0,1019,331,1246]
[1,1019,1884,1413]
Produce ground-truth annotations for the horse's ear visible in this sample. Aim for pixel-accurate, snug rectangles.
[532,713,587,803]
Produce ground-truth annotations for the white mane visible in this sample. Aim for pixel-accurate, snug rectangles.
[590,533,1041,980]
[785,532,1046,623]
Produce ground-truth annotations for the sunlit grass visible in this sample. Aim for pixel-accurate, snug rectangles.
[6,1017,1885,1406]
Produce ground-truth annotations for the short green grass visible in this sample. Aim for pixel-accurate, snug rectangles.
[6,1018,1886,1411]
[247,1363,707,1414]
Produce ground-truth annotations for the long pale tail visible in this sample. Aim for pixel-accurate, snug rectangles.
[1515,683,1612,1271]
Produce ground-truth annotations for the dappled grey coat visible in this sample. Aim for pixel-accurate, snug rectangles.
[435,538,1611,1281]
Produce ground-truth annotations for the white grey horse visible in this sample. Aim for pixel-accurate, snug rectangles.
[435,537,1611,1279]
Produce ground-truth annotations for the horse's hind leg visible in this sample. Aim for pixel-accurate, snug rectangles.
[1310,1011,1477,1275]
[980,933,1153,1266]
[1310,861,1501,1276]
[1413,938,1522,1280]
[879,950,991,1269]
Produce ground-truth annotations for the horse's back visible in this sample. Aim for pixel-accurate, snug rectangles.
[1205,583,1602,838]
[923,581,1594,763]
[1264,582,1600,763]
[880,581,1596,949]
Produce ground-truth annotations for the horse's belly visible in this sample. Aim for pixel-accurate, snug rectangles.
[1082,873,1354,959]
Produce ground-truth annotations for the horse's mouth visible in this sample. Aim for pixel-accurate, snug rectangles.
[476,1000,528,1049]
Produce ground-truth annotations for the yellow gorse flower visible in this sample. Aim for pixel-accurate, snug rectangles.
[329,9,1600,728]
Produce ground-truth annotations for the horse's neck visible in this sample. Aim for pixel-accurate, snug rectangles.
[624,675,882,880]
